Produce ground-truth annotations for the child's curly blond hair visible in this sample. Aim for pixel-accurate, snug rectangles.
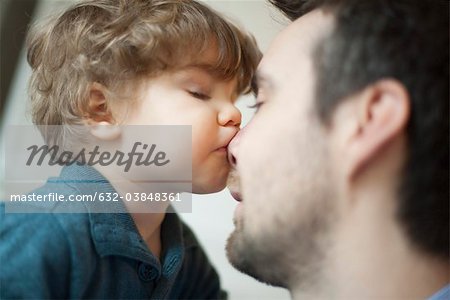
[27,0,261,129]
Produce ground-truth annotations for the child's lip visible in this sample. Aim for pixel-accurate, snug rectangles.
[217,129,239,152]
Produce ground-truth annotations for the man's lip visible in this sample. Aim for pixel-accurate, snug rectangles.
[230,191,242,202]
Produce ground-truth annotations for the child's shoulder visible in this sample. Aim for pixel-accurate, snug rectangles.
[0,173,95,259]
[0,200,92,253]
[178,218,201,250]
[0,200,98,299]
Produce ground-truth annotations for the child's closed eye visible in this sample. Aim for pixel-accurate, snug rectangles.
[187,90,211,100]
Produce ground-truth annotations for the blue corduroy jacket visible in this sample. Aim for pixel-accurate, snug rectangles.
[0,165,226,299]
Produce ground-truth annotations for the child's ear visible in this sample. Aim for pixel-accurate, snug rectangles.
[86,82,121,141]
[86,82,113,123]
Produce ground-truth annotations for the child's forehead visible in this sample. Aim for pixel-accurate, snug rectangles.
[196,43,221,65]
[181,45,223,75]
[173,45,235,79]
[177,43,236,79]
[178,63,223,79]
[161,37,250,94]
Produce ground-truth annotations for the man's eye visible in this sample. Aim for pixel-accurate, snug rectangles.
[188,91,211,100]
[247,101,264,113]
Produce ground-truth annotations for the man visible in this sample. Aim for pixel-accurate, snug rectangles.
[226,0,449,299]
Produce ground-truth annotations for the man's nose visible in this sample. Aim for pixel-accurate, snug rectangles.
[227,129,242,168]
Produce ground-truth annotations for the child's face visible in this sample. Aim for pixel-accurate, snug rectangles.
[124,67,241,194]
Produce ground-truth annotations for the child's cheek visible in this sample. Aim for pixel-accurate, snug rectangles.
[190,134,209,166]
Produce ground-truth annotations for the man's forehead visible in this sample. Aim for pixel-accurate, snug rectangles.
[259,9,334,74]
[267,9,333,61]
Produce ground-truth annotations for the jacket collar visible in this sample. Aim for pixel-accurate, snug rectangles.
[59,165,185,272]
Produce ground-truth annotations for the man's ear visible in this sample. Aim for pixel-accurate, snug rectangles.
[86,82,121,141]
[341,79,410,180]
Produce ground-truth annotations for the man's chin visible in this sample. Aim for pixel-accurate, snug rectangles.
[225,229,251,276]
[225,227,288,288]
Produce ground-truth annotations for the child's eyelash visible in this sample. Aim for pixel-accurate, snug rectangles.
[188,91,211,100]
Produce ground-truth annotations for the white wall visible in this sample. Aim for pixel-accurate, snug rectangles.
[1,1,290,299]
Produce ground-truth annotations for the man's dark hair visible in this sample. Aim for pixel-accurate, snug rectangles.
[270,0,449,259]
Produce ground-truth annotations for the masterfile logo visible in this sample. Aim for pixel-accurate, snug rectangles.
[26,142,170,172]
[3,125,193,213]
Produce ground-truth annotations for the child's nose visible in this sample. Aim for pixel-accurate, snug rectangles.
[218,104,241,127]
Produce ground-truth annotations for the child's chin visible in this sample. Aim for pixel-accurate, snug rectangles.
[192,181,227,194]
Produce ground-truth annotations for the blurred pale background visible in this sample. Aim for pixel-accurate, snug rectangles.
[0,1,289,299]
